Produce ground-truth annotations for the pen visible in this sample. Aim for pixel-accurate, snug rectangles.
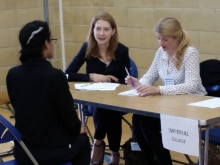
[81,83,92,87]
[125,67,135,88]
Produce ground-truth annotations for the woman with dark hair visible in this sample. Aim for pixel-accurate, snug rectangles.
[6,20,90,165]
[65,12,130,165]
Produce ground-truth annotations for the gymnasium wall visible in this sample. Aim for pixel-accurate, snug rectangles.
[1,0,220,90]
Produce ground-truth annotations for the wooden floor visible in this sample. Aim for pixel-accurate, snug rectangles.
[0,107,198,164]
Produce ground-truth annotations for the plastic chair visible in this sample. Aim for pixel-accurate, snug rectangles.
[176,59,220,165]
[129,58,138,78]
[0,114,38,165]
[0,115,72,165]
[200,59,220,162]
[200,59,220,97]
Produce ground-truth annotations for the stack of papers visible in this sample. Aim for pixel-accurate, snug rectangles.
[74,83,120,91]
[118,89,138,96]
[188,98,220,108]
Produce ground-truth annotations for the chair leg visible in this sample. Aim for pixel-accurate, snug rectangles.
[122,116,134,138]
[0,147,13,157]
[0,102,15,118]
[0,156,4,163]
[184,154,197,164]
[85,116,94,144]
[172,159,193,165]
[122,116,132,131]
[6,103,15,118]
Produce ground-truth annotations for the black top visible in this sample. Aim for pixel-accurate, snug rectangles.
[7,58,81,149]
[65,42,130,84]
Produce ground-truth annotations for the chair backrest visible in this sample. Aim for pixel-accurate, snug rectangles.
[0,115,21,143]
[0,115,39,165]
[129,58,138,78]
[200,59,220,97]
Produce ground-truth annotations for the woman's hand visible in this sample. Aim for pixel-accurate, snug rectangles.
[89,73,118,82]
[125,76,141,88]
[80,126,87,134]
[106,75,119,82]
[136,85,160,97]
[89,73,108,82]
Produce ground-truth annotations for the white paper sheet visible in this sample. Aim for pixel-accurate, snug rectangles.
[188,98,220,108]
[74,83,120,91]
[160,114,199,157]
[118,89,138,96]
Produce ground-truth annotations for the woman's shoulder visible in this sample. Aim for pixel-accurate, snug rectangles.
[117,42,128,51]
[184,46,199,57]
[81,42,88,50]
[115,42,128,57]
[185,46,198,52]
[47,67,66,82]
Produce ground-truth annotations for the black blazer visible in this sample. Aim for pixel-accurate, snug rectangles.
[65,42,130,84]
[7,58,81,149]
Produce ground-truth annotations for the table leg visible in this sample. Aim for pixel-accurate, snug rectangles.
[198,126,203,165]
[204,125,211,165]
[78,104,85,126]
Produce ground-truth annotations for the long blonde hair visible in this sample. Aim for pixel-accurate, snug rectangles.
[85,12,118,60]
[155,17,191,69]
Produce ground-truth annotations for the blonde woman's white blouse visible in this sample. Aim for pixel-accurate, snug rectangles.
[139,47,207,95]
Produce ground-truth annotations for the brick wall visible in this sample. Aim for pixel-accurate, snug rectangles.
[60,0,220,79]
[1,0,220,90]
[0,0,61,91]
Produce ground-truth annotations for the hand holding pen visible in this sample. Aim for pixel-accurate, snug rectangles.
[125,67,141,89]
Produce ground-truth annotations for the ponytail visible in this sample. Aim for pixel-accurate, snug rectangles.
[174,30,191,69]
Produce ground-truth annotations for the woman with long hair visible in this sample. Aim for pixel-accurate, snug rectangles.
[7,20,90,165]
[125,17,207,165]
[65,12,130,165]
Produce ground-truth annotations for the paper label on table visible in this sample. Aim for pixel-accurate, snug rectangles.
[118,89,138,96]
[74,83,120,91]
[188,98,220,108]
[131,142,141,151]
[164,76,174,86]
[160,114,199,156]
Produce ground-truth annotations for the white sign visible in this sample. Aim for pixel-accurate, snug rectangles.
[160,114,199,156]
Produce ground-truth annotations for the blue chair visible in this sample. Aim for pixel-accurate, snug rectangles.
[200,60,220,163]
[200,59,220,160]
[200,59,220,97]
[129,58,138,78]
[200,59,220,136]
[172,60,220,165]
[0,115,72,165]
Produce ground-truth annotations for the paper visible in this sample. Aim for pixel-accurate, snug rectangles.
[188,98,220,108]
[118,89,138,96]
[131,142,141,151]
[74,83,120,91]
[160,114,199,157]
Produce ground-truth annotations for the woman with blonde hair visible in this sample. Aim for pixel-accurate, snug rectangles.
[65,12,130,165]
[125,17,206,164]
